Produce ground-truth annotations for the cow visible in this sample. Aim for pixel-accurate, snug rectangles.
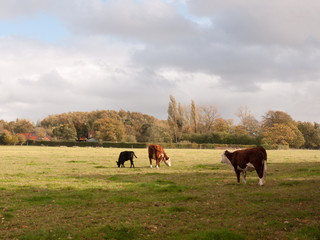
[148,144,171,168]
[116,151,137,168]
[220,147,267,186]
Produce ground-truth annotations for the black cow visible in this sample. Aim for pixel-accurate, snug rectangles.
[117,151,137,168]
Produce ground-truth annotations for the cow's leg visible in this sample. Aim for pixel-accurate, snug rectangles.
[156,158,160,168]
[262,160,267,185]
[242,171,246,184]
[235,170,241,183]
[253,162,265,186]
[130,159,134,168]
[149,157,153,168]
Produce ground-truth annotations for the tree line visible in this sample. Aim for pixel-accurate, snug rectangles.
[1,96,320,149]
[167,95,319,149]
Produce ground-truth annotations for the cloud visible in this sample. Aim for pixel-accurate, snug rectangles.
[55,0,196,44]
[1,0,320,123]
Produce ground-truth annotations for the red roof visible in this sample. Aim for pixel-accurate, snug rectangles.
[17,133,51,141]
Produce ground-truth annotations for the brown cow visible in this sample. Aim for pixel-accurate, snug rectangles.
[220,147,267,186]
[148,144,171,168]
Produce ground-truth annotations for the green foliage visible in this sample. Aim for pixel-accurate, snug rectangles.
[0,130,24,145]
[296,226,320,240]
[0,130,12,145]
[184,132,261,146]
[298,121,320,149]
[52,124,77,140]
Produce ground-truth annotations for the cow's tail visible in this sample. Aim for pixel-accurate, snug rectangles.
[133,152,137,158]
[262,159,267,185]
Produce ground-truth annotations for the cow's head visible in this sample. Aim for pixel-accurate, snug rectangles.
[116,161,120,168]
[220,151,232,166]
[164,158,171,167]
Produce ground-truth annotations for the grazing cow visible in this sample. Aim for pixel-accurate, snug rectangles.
[220,147,267,186]
[117,151,137,168]
[148,144,171,168]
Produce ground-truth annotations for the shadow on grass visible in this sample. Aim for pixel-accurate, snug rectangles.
[2,162,320,239]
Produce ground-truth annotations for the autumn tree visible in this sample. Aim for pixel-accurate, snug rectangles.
[237,105,261,136]
[137,123,170,143]
[0,130,12,145]
[17,134,27,145]
[262,110,294,128]
[212,118,233,133]
[263,124,296,148]
[93,117,125,142]
[168,95,184,142]
[190,100,198,133]
[52,125,77,140]
[13,119,34,133]
[198,104,220,133]
[263,123,304,148]
[262,110,304,148]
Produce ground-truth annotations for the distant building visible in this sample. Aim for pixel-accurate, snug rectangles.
[87,129,97,142]
[88,129,95,139]
[17,132,51,141]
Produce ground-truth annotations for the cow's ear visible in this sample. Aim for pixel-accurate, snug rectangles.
[224,150,229,155]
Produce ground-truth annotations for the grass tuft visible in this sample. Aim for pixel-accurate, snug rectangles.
[180,229,246,240]
[100,225,141,240]
[296,226,320,240]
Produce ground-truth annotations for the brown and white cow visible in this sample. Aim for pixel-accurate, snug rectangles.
[148,144,171,168]
[220,147,267,186]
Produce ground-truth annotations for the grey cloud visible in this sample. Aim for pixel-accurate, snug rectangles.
[55,0,196,43]
[187,0,320,46]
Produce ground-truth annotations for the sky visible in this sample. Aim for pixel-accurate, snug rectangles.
[1,0,320,123]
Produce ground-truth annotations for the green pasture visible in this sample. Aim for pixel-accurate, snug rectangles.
[0,146,320,239]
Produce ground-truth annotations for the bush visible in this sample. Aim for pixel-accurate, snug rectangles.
[184,132,261,146]
[24,140,256,149]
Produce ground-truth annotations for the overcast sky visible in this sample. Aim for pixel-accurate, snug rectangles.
[1,0,320,123]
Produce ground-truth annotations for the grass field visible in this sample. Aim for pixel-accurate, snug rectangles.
[0,146,320,240]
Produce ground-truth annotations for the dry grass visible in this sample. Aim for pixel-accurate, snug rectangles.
[0,146,319,239]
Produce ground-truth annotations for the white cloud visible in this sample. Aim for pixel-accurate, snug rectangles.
[1,0,320,123]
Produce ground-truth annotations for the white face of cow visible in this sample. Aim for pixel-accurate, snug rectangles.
[220,152,232,166]
[164,158,171,167]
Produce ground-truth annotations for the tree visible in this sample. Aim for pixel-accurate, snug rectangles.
[262,110,294,128]
[168,95,179,142]
[199,104,220,133]
[137,123,170,143]
[236,105,261,136]
[52,125,77,140]
[0,130,12,145]
[13,119,34,133]
[212,118,233,133]
[72,112,89,140]
[263,124,295,148]
[93,118,125,142]
[297,122,320,148]
[190,100,198,133]
[34,127,47,138]
[262,110,304,148]
[17,134,27,145]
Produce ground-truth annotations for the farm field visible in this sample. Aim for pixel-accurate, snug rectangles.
[0,146,320,240]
